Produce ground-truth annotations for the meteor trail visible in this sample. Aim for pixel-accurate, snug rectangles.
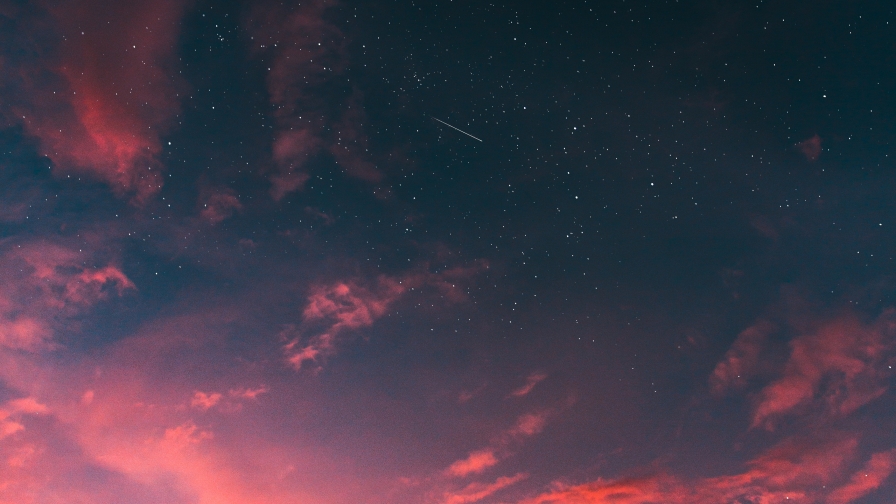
[432,117,483,142]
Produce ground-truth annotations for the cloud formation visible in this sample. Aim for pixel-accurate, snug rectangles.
[284,262,487,370]
[199,187,243,224]
[1,0,188,201]
[446,450,499,478]
[524,437,895,504]
[0,240,134,350]
[509,372,548,398]
[247,0,381,199]
[751,313,893,429]
[443,473,528,504]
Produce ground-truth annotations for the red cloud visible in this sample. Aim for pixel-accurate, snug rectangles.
[524,435,892,504]
[751,312,893,429]
[526,475,683,504]
[827,449,896,504]
[5,0,188,201]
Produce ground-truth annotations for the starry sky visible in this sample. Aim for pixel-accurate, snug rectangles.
[1,0,896,502]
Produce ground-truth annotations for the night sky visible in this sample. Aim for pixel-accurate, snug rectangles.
[1,0,896,502]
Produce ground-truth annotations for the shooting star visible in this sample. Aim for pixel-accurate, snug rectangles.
[432,117,483,142]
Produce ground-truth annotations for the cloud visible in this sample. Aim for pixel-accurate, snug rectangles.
[0,240,135,350]
[445,410,552,480]
[284,262,487,370]
[521,436,886,504]
[750,312,894,429]
[446,450,499,478]
[509,372,548,398]
[1,0,189,201]
[247,0,382,199]
[191,391,223,411]
[827,449,896,504]
[0,397,49,440]
[0,309,305,504]
[443,473,528,504]
[200,187,243,224]
[797,134,822,162]
[229,387,269,400]
[525,475,683,504]
[509,412,548,437]
[709,320,775,395]
[284,276,405,370]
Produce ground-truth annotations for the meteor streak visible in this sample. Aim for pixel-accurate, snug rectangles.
[432,117,483,142]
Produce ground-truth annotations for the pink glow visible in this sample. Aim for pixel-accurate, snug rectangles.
[13,0,188,201]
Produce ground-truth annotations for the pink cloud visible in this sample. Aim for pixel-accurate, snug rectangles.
[522,436,874,504]
[827,449,896,504]
[751,312,893,429]
[191,391,223,411]
[0,397,49,440]
[7,0,188,201]
[284,263,486,369]
[443,473,528,504]
[0,313,308,504]
[0,317,51,351]
[229,387,269,400]
[444,410,552,480]
[509,372,548,398]
[446,450,499,477]
[0,241,134,349]
[269,130,318,200]
[510,412,549,437]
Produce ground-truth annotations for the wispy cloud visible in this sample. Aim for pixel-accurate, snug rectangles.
[509,372,548,398]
